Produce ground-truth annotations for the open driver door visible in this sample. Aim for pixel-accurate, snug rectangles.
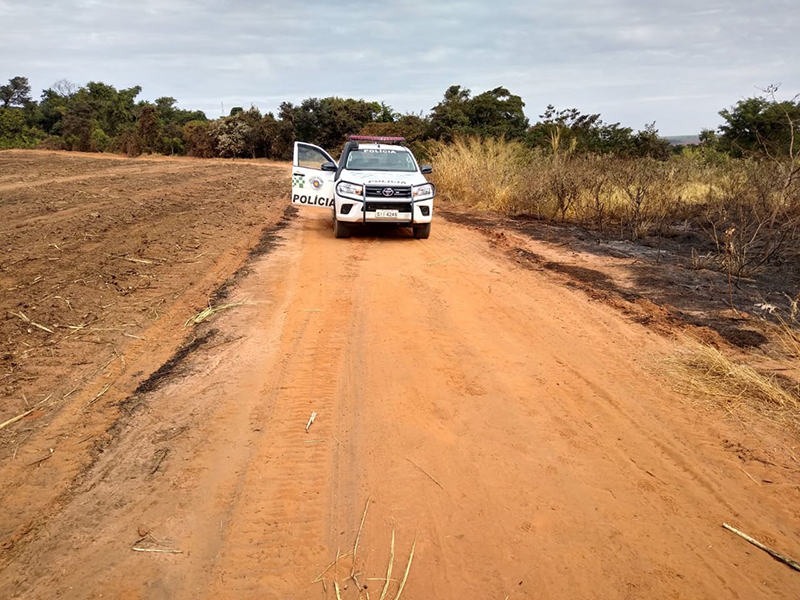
[291,142,337,209]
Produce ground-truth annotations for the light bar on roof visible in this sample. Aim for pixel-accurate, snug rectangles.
[348,135,406,142]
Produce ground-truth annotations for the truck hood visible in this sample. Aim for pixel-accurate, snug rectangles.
[340,170,427,187]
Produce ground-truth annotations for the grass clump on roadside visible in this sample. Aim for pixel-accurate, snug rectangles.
[671,339,800,430]
[429,137,532,213]
[776,295,800,358]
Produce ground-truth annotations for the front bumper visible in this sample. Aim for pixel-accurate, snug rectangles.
[335,197,433,225]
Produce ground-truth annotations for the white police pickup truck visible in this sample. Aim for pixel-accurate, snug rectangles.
[291,136,436,239]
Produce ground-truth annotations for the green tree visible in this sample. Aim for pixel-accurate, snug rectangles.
[375,102,400,123]
[717,88,800,157]
[699,128,717,146]
[359,114,429,142]
[466,87,528,139]
[183,120,214,157]
[90,127,111,152]
[0,76,32,108]
[136,105,161,153]
[281,97,383,151]
[528,105,636,155]
[429,85,473,141]
[429,86,528,141]
[36,87,72,134]
[0,106,45,148]
[60,101,93,151]
[631,122,672,161]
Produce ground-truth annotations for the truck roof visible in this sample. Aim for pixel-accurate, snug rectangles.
[353,143,409,152]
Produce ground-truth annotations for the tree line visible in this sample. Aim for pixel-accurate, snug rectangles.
[0,76,797,162]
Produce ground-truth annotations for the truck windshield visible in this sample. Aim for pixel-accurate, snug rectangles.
[345,149,417,172]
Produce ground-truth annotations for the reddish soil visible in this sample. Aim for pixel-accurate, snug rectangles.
[1,152,799,599]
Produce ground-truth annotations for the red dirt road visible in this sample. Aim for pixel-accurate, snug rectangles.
[2,154,800,599]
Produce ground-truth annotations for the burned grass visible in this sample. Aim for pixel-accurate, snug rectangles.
[131,329,217,397]
[443,209,794,352]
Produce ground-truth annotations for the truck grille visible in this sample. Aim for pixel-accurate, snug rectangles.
[365,201,413,213]
[365,185,412,198]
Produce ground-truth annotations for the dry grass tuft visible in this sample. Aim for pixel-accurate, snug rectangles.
[672,340,800,429]
[184,301,248,327]
[430,137,532,213]
[778,316,800,358]
[777,295,800,358]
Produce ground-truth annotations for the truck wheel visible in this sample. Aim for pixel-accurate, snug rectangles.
[334,217,351,239]
[413,222,431,239]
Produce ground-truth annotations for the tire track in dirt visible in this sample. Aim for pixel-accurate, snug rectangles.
[3,209,800,599]
[199,218,370,597]
[0,158,205,192]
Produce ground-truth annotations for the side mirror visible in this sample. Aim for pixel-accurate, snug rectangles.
[420,165,433,174]
[321,161,337,172]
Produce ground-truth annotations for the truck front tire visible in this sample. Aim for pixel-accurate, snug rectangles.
[333,217,351,239]
[413,222,431,239]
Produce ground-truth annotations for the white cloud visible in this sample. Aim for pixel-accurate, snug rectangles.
[0,0,797,134]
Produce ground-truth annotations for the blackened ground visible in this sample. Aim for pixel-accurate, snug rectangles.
[441,209,798,353]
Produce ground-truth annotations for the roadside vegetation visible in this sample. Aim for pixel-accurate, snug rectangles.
[2,76,796,278]
[431,139,800,277]
[2,73,799,427]
[418,85,799,429]
[431,86,799,285]
[670,339,800,433]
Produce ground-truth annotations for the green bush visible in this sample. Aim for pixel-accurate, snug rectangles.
[90,127,110,152]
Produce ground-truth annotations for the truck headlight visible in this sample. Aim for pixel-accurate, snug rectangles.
[336,181,363,199]
[413,183,435,199]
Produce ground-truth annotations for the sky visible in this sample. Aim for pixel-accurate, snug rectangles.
[1,0,798,136]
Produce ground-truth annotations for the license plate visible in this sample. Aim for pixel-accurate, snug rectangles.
[375,210,399,218]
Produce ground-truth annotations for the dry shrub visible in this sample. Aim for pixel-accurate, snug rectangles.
[701,160,800,276]
[429,137,531,212]
[672,340,800,428]
[688,248,719,271]
[431,137,800,273]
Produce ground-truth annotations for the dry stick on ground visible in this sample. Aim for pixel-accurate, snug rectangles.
[28,451,53,467]
[379,525,395,600]
[131,547,183,554]
[723,523,800,572]
[352,496,370,582]
[151,448,169,474]
[184,301,247,327]
[11,310,54,334]
[406,458,445,490]
[740,467,761,486]
[0,394,54,431]
[116,256,155,265]
[306,411,317,433]
[85,383,111,408]
[0,408,36,432]
[394,536,417,600]
[334,547,340,591]
[312,551,352,583]
[333,580,343,600]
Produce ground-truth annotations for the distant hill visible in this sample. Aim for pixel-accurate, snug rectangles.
[664,135,700,146]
